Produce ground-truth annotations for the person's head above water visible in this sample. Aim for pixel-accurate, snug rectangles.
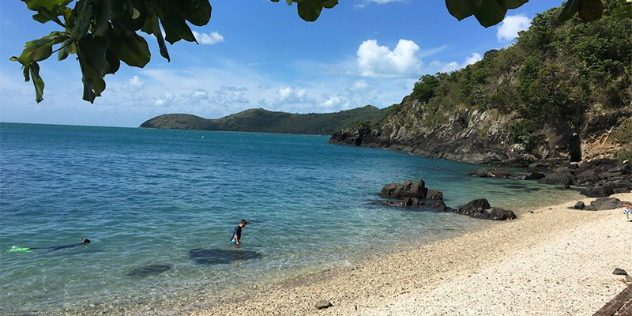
[82,238,91,244]
[239,220,247,227]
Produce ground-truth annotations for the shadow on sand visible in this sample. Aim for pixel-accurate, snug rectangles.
[188,248,262,265]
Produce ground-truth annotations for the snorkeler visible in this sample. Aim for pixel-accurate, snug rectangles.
[8,238,91,252]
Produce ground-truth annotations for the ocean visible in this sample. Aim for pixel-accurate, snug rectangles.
[0,123,581,314]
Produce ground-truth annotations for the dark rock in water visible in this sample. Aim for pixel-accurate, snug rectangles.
[613,268,628,276]
[585,197,621,211]
[127,264,171,277]
[454,199,516,220]
[526,172,546,180]
[426,189,443,200]
[315,300,333,309]
[379,180,430,199]
[423,199,448,212]
[189,248,262,265]
[468,168,511,179]
[538,172,575,185]
[573,201,585,210]
[489,208,517,220]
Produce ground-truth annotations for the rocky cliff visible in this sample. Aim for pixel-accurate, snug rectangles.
[329,97,631,167]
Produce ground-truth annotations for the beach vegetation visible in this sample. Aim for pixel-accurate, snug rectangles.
[406,0,631,146]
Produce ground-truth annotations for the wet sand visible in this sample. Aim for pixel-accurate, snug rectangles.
[181,192,632,316]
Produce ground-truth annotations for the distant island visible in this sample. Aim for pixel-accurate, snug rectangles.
[139,105,389,136]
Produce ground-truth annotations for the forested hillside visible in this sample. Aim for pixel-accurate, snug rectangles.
[332,0,632,165]
[140,106,389,135]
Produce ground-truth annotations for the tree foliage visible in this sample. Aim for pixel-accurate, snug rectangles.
[12,0,630,103]
[405,0,631,137]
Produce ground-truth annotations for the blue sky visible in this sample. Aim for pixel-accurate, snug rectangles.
[0,0,558,127]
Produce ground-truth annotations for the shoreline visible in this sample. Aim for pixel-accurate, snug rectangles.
[176,192,632,316]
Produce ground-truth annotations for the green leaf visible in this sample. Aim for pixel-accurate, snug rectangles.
[446,0,484,21]
[158,2,197,44]
[578,0,603,22]
[92,0,125,36]
[22,0,72,12]
[612,5,632,20]
[559,0,580,22]
[58,38,72,61]
[321,0,338,9]
[15,32,67,67]
[79,59,106,103]
[71,0,93,41]
[106,31,151,67]
[142,15,171,62]
[105,49,121,75]
[498,0,528,10]
[474,0,507,28]
[297,0,324,22]
[77,36,110,77]
[32,7,64,25]
[29,61,45,103]
[112,0,147,36]
[175,0,212,27]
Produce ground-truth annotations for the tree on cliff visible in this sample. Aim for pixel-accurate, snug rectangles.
[11,0,630,104]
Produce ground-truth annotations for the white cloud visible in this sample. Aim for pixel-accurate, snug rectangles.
[465,52,482,65]
[210,86,249,106]
[350,80,368,91]
[357,39,422,78]
[276,87,315,104]
[433,52,482,73]
[154,93,175,106]
[181,89,209,103]
[497,14,531,42]
[192,31,225,45]
[122,75,144,91]
[321,94,342,108]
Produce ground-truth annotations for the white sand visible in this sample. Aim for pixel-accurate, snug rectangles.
[184,193,632,316]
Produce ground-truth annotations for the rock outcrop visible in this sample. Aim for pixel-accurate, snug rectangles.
[378,180,515,220]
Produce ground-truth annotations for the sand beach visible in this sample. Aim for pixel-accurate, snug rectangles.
[181,192,632,316]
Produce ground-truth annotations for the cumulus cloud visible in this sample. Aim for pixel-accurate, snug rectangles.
[321,94,342,108]
[497,14,531,42]
[350,80,368,91]
[192,31,225,45]
[433,52,482,73]
[465,52,482,65]
[181,89,209,103]
[276,87,315,104]
[121,75,145,92]
[154,93,175,106]
[357,39,422,78]
[210,86,249,106]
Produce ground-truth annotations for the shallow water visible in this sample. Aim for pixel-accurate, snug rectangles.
[0,123,582,314]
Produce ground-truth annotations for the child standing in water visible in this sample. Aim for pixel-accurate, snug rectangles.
[623,203,632,221]
[230,220,247,245]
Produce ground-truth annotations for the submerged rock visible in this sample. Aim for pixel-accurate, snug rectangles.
[189,248,262,265]
[127,264,172,277]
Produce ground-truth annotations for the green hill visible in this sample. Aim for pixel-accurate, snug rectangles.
[330,0,632,165]
[139,105,389,135]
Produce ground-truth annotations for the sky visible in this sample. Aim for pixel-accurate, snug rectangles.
[0,0,557,128]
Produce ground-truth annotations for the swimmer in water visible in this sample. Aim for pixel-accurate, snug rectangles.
[8,238,91,252]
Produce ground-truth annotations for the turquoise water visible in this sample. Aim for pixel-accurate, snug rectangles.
[0,123,580,314]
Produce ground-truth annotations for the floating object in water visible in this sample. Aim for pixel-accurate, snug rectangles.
[126,264,172,277]
[7,246,32,253]
[189,248,262,265]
